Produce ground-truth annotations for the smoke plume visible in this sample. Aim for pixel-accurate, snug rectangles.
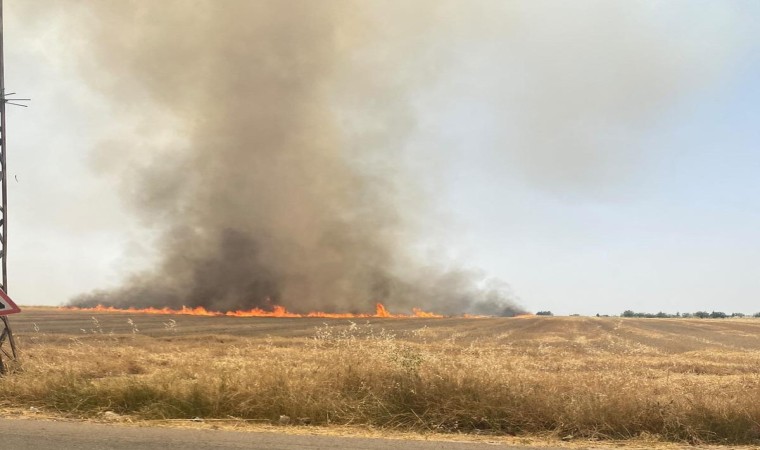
[50,1,524,316]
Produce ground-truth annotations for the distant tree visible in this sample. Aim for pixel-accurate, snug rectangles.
[535,311,553,316]
[622,310,635,317]
[710,311,727,319]
[694,311,710,319]
[731,312,745,318]
[655,312,669,318]
[681,312,692,318]
[754,312,760,318]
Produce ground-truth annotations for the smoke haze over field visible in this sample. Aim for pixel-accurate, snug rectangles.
[50,0,523,316]
[7,1,755,316]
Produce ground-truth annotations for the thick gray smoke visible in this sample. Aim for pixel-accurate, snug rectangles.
[51,1,524,316]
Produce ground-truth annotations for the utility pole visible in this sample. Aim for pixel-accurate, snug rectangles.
[0,0,29,373]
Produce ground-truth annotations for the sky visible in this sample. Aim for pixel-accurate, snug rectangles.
[3,1,760,316]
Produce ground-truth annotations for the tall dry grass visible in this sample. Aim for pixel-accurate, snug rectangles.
[3,319,760,444]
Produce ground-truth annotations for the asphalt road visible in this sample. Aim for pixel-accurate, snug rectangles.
[0,419,560,450]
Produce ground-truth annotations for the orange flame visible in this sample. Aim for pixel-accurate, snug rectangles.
[62,303,446,319]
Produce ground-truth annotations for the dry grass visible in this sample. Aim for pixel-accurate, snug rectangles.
[3,308,760,445]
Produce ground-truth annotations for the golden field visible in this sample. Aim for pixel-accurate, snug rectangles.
[2,308,760,445]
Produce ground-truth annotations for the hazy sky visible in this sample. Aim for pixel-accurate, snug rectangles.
[4,1,760,315]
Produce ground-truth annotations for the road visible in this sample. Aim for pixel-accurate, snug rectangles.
[0,418,561,450]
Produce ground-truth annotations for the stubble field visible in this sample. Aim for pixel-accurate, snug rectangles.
[2,307,760,445]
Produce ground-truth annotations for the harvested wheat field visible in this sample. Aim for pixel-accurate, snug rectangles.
[3,307,760,445]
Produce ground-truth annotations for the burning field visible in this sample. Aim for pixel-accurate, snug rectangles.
[6,3,759,446]
[3,308,760,445]
[63,303,448,319]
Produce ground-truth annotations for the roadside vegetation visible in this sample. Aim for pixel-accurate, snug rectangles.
[2,310,760,445]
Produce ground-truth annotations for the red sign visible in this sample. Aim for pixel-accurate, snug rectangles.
[0,289,20,315]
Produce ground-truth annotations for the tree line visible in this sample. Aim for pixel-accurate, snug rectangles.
[532,311,760,318]
[620,311,760,319]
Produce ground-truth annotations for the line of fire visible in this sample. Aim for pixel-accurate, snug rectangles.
[64,303,453,319]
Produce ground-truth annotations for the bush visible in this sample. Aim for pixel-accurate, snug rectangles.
[535,311,553,316]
